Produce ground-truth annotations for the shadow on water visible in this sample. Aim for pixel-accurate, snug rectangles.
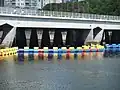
[0,52,120,90]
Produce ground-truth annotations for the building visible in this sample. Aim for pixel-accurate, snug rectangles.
[4,0,25,7]
[4,0,36,8]
[4,0,62,9]
[0,0,4,7]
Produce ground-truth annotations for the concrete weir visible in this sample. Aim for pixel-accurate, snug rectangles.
[1,25,120,48]
[0,24,13,43]
[53,30,63,48]
[41,29,50,48]
[79,29,91,46]
[111,30,120,44]
[16,28,26,48]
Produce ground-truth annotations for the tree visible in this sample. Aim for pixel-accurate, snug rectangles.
[42,0,120,16]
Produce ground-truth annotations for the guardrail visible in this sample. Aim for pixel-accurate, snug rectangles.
[0,7,120,20]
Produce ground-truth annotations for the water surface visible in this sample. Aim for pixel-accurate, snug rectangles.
[0,52,120,90]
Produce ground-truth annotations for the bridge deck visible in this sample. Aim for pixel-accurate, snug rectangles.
[0,7,120,21]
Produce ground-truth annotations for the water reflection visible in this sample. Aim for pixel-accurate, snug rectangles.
[0,52,104,64]
[0,52,120,90]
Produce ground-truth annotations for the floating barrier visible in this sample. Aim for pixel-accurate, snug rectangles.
[105,44,120,52]
[17,45,105,55]
[82,45,90,52]
[53,47,58,53]
[18,49,24,54]
[34,47,39,53]
[0,44,105,58]
[0,45,106,60]
[0,47,17,57]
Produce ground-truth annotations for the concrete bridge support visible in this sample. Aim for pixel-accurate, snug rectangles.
[53,30,63,48]
[66,30,76,47]
[84,27,104,44]
[84,29,93,44]
[94,28,104,43]
[66,30,72,46]
[78,29,91,46]
[16,28,26,48]
[29,29,38,48]
[41,29,50,48]
[3,26,120,48]
[25,29,31,47]
[61,31,67,46]
[72,30,76,47]
[104,31,110,44]
[0,31,3,43]
[37,29,43,48]
[2,27,16,47]
[1,24,13,44]
[111,30,120,44]
[93,27,102,39]
[49,30,55,48]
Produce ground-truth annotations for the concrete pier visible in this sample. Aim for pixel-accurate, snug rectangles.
[0,25,120,48]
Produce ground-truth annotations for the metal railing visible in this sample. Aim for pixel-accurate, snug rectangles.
[0,7,120,21]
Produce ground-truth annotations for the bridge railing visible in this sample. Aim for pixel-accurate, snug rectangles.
[0,7,120,20]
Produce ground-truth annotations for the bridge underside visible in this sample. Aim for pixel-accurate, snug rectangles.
[13,28,92,48]
[1,24,120,48]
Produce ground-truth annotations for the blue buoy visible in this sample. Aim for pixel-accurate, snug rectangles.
[34,50,38,53]
[18,49,24,54]
[74,49,79,54]
[53,50,58,53]
[58,48,62,54]
[85,49,90,52]
[49,49,54,54]
[24,49,29,53]
[29,49,34,54]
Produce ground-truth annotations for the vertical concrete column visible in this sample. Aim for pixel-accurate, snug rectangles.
[72,30,76,46]
[84,28,93,44]
[1,24,13,43]
[2,27,16,47]
[61,31,67,46]
[104,31,109,44]
[25,29,31,47]
[37,29,43,47]
[108,31,112,44]
[0,31,3,43]
[49,30,55,46]
[94,29,104,42]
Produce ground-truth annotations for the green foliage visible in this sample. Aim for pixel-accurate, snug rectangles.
[43,1,87,13]
[42,0,120,16]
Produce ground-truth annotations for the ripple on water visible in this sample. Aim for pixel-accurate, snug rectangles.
[0,53,120,90]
